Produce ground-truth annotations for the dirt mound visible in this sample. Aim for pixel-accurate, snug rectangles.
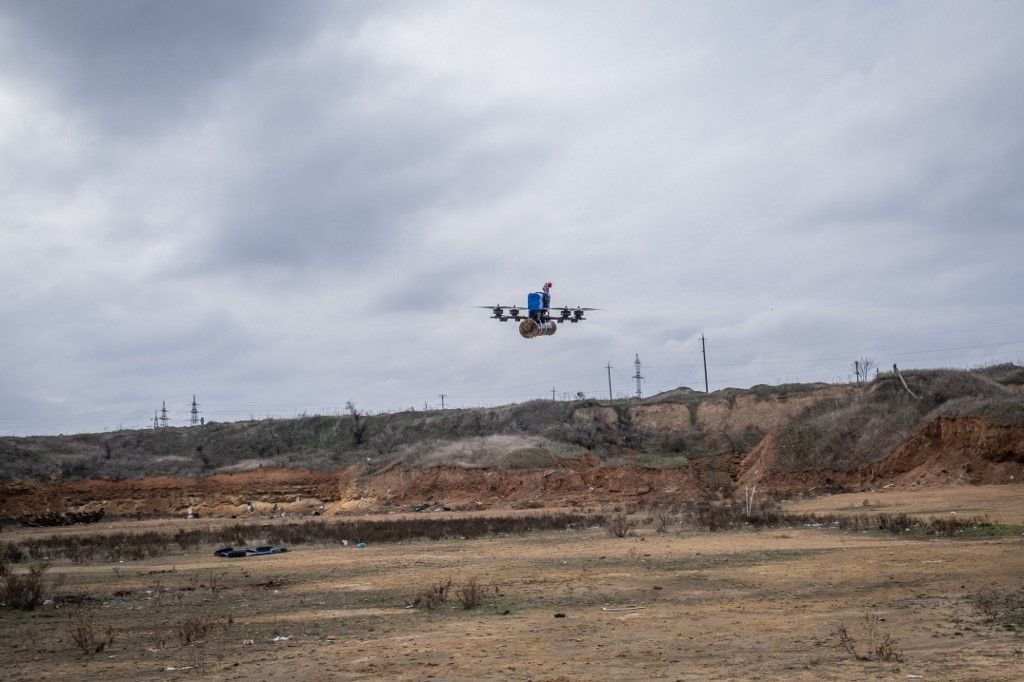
[360,455,700,511]
[0,468,350,518]
[737,416,1024,493]
[0,456,702,519]
[866,416,1024,487]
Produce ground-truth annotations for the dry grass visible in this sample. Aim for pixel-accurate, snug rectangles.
[3,364,1021,481]
[972,589,1024,630]
[69,611,114,656]
[4,512,607,564]
[409,578,452,610]
[777,368,1021,471]
[1,561,54,610]
[176,615,211,646]
[456,577,483,610]
[1,497,1023,680]
[828,612,904,662]
[605,513,632,538]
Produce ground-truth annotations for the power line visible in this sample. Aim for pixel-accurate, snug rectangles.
[701,334,709,394]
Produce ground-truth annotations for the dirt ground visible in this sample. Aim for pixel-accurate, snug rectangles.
[2,487,1023,680]
[784,483,1024,524]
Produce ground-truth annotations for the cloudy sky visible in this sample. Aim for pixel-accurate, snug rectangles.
[2,1,1023,435]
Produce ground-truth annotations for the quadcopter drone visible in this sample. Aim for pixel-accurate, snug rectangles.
[477,282,598,339]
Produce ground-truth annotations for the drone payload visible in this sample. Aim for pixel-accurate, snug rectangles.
[518,317,558,338]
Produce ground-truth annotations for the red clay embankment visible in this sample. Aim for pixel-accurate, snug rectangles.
[0,454,703,518]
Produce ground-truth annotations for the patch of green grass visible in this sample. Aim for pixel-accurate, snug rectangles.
[895,523,1023,540]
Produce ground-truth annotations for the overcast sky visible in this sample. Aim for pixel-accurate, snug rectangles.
[2,1,1023,435]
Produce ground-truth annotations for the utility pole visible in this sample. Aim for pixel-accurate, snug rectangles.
[189,395,200,426]
[633,353,644,399]
[701,334,709,394]
[854,360,861,387]
[605,362,613,400]
[551,387,556,401]
[159,400,169,427]
[438,394,446,410]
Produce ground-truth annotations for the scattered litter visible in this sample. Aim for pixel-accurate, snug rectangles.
[214,546,288,558]
[165,666,193,672]
[242,639,255,646]
[907,675,923,679]
[355,542,367,548]
[601,606,646,612]
[272,636,290,642]
[342,539,349,546]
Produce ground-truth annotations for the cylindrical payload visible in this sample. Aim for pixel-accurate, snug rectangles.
[518,318,558,338]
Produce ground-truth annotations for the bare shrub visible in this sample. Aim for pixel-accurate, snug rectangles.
[346,401,367,446]
[176,616,211,646]
[409,578,452,610]
[1,561,52,610]
[653,511,674,533]
[69,611,114,655]
[1,542,24,570]
[370,423,406,456]
[605,513,632,538]
[456,577,486,610]
[972,589,1024,630]
[828,612,903,662]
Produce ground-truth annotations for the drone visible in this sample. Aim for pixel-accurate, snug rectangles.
[477,282,598,339]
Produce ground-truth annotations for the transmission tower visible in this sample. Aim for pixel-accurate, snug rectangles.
[159,400,169,428]
[633,353,644,398]
[189,395,200,426]
[153,411,159,429]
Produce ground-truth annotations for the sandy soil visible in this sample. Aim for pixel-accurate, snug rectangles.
[2,488,1023,681]
[784,483,1024,524]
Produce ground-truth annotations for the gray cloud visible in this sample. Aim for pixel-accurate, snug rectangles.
[1,1,1023,434]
